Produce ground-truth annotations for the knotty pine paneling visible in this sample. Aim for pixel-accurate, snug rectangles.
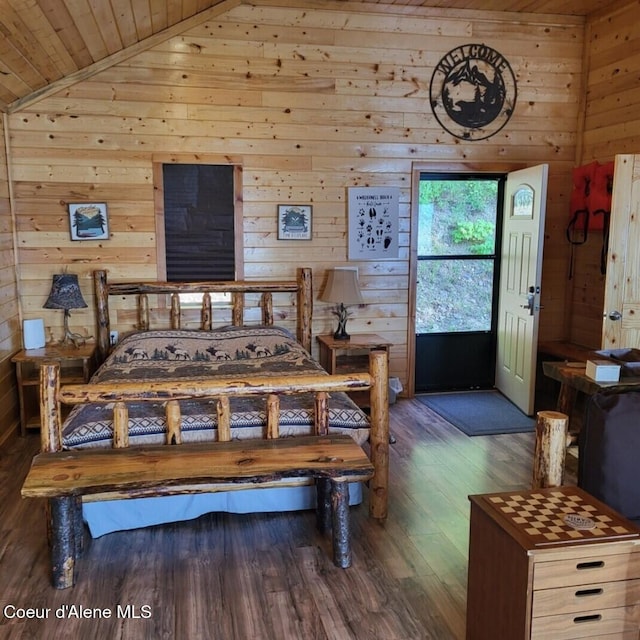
[563,0,640,348]
[0,116,21,445]
[7,1,588,392]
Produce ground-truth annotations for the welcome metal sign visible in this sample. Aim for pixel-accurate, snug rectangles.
[430,43,517,141]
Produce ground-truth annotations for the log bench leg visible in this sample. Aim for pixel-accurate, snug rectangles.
[47,497,77,589]
[73,496,84,559]
[316,478,353,568]
[331,481,351,569]
[316,478,332,534]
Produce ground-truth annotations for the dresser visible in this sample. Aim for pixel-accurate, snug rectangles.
[466,486,640,639]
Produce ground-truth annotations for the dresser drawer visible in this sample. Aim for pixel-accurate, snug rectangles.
[530,604,640,639]
[533,578,640,617]
[534,550,640,589]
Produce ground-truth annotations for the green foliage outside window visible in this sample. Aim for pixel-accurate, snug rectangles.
[416,178,500,333]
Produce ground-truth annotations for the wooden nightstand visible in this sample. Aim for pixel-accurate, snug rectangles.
[466,486,640,639]
[12,343,97,436]
[317,333,392,408]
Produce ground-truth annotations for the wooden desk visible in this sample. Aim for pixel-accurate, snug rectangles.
[542,361,640,437]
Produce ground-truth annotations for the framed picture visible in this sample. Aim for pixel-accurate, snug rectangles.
[348,187,399,260]
[277,205,312,240]
[68,203,109,240]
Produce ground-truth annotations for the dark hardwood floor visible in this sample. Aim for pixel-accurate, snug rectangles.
[0,399,568,640]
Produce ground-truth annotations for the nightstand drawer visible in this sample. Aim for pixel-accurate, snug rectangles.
[530,603,640,639]
[532,578,640,617]
[534,551,640,589]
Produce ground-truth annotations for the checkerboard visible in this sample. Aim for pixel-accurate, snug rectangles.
[486,490,638,545]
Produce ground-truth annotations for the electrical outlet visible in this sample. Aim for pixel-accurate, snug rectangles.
[109,330,119,346]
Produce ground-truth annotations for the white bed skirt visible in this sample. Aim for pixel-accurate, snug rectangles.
[83,483,364,538]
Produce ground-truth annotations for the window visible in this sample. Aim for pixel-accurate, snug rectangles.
[156,163,243,282]
[416,174,504,334]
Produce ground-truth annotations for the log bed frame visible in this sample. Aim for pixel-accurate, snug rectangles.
[24,267,390,587]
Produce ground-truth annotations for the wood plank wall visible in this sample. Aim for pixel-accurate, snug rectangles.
[6,1,588,393]
[566,0,640,348]
[0,115,21,445]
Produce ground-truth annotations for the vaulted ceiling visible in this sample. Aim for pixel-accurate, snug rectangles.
[0,0,625,114]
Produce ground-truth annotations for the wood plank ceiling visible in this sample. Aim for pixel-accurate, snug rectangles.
[0,0,625,114]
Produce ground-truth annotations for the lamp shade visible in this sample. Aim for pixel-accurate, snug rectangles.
[320,268,364,305]
[43,273,88,310]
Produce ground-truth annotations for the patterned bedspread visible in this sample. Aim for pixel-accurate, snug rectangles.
[62,326,371,449]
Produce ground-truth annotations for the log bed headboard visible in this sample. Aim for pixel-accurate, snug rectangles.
[93,267,313,362]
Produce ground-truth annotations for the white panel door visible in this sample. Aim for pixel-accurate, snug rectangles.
[495,165,548,415]
[602,154,640,350]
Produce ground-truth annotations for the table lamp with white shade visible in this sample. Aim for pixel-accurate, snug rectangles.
[320,267,364,340]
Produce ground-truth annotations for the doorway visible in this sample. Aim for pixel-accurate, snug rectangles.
[415,173,506,392]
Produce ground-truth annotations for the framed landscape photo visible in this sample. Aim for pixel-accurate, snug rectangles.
[277,204,312,240]
[68,203,109,240]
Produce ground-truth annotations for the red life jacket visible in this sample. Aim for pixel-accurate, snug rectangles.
[566,160,614,277]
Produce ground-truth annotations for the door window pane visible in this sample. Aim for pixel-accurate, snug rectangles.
[416,259,494,333]
[418,180,498,256]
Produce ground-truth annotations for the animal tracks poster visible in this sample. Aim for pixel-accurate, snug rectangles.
[348,187,399,260]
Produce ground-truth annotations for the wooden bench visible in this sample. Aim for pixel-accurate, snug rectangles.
[22,434,374,589]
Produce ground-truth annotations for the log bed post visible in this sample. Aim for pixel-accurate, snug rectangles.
[113,402,129,449]
[297,268,312,354]
[170,293,181,329]
[262,292,273,326]
[368,349,389,520]
[232,292,243,326]
[94,270,110,362]
[166,400,182,445]
[41,363,77,588]
[139,294,150,332]
[41,363,63,454]
[201,292,212,330]
[217,397,231,442]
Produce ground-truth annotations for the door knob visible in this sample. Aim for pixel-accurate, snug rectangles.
[607,310,622,321]
[521,290,535,316]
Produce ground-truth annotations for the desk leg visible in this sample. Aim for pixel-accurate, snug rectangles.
[557,382,581,444]
[557,383,577,418]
